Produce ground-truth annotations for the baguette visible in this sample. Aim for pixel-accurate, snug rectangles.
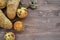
[0,10,12,29]
[7,0,20,19]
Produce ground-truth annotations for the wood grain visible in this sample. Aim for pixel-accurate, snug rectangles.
[0,0,60,40]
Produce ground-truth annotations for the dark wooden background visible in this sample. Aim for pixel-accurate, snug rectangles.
[1,0,60,40]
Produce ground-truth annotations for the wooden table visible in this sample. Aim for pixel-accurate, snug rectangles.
[0,0,60,40]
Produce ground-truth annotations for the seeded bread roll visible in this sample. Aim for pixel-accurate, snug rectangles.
[4,32,15,40]
[7,0,20,19]
[17,7,28,19]
[0,10,12,29]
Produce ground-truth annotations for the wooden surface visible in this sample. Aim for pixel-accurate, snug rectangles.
[0,0,60,40]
